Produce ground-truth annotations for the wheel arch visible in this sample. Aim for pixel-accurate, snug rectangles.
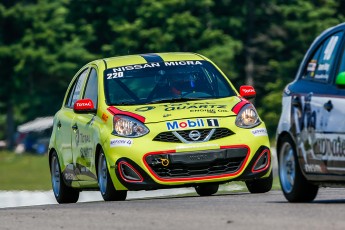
[276,131,295,161]
[94,144,103,176]
[48,148,57,171]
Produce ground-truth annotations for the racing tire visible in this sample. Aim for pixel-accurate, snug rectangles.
[278,136,318,202]
[97,150,127,201]
[245,171,273,193]
[50,151,79,204]
[195,184,219,196]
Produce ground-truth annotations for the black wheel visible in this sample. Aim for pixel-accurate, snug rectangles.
[278,136,318,202]
[195,184,219,196]
[97,150,127,201]
[50,151,79,203]
[245,171,273,193]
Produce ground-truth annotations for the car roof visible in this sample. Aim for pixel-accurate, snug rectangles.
[101,52,207,69]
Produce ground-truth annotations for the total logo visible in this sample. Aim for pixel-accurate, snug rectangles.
[166,118,219,131]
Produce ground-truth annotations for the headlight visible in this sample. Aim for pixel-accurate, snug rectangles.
[113,115,149,137]
[235,104,261,128]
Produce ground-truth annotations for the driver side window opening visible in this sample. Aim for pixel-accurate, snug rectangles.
[302,32,343,83]
[83,68,98,109]
[65,68,89,108]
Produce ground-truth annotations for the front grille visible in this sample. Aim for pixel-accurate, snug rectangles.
[209,128,234,141]
[145,147,248,179]
[152,132,181,143]
[153,128,234,143]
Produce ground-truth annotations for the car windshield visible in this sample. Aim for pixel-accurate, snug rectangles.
[104,60,236,105]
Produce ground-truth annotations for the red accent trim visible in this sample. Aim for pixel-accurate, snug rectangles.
[107,106,146,123]
[231,98,249,115]
[251,149,271,173]
[118,161,144,183]
[143,145,250,182]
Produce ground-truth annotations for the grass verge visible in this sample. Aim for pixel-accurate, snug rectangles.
[0,151,51,190]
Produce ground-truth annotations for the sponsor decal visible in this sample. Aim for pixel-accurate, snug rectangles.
[163,102,227,112]
[251,128,268,136]
[314,137,345,158]
[307,60,317,72]
[176,143,219,151]
[207,119,219,127]
[74,99,94,110]
[304,164,322,173]
[110,139,133,147]
[135,106,156,112]
[105,61,203,79]
[166,118,219,130]
[167,119,205,130]
[80,147,93,159]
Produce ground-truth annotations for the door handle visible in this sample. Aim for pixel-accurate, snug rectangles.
[72,124,78,130]
[324,100,333,112]
[57,121,61,128]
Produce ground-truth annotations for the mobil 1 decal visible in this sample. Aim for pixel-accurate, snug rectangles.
[166,118,219,131]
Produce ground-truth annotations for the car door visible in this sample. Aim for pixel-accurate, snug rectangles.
[72,67,99,181]
[290,31,344,175]
[54,68,89,180]
[325,34,345,175]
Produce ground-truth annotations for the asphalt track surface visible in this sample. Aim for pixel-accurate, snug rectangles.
[1,188,345,230]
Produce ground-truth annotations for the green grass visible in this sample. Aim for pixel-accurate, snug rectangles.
[0,151,51,190]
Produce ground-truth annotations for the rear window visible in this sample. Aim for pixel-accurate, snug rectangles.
[104,60,235,105]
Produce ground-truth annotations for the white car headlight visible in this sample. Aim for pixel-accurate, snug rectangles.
[235,104,261,128]
[113,115,149,137]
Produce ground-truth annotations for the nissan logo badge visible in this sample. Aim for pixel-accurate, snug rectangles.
[189,130,201,141]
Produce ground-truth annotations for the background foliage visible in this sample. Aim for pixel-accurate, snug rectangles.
[1,0,345,146]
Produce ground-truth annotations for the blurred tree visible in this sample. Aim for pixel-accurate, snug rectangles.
[258,0,345,136]
[1,0,345,146]
[0,0,94,148]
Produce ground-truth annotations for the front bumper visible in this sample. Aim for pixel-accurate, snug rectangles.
[105,116,271,190]
[112,145,271,191]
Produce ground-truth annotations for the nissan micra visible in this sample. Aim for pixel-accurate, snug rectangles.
[49,52,272,203]
[277,23,345,202]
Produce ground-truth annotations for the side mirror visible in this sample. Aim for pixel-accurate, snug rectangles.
[73,99,96,114]
[336,72,345,87]
[239,85,256,99]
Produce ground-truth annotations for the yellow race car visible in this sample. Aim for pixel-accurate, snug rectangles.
[48,52,272,203]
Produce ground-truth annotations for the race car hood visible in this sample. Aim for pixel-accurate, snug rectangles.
[110,97,243,123]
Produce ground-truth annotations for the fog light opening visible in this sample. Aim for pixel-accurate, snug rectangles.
[252,149,270,173]
[118,161,144,183]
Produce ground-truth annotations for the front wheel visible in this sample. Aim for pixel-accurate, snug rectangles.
[278,136,318,202]
[50,151,79,203]
[97,150,127,201]
[195,184,219,196]
[245,171,273,193]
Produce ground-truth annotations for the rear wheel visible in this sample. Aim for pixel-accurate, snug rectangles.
[279,136,318,202]
[195,184,219,196]
[50,151,79,203]
[98,150,127,201]
[245,171,273,193]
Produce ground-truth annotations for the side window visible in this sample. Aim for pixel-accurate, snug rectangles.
[302,32,343,82]
[65,68,89,108]
[83,68,98,108]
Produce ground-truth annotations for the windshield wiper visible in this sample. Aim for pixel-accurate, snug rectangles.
[148,97,203,104]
